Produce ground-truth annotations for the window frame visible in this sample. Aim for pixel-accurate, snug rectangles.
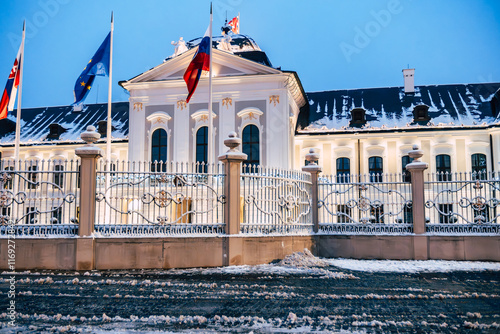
[368,156,383,182]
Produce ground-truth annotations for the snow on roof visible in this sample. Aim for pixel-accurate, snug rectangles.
[166,34,273,67]
[0,102,129,146]
[297,83,500,133]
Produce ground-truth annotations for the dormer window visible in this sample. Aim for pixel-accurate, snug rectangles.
[96,120,116,138]
[412,105,430,123]
[349,108,366,127]
[47,123,67,140]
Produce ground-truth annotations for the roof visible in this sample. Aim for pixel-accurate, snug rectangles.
[0,102,129,146]
[298,83,500,134]
[166,34,273,67]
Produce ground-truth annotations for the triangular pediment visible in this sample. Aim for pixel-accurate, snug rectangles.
[125,48,281,84]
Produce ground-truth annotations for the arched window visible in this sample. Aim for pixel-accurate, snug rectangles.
[242,125,260,167]
[336,157,350,183]
[151,129,168,162]
[151,128,168,172]
[196,126,208,164]
[471,153,487,180]
[368,156,383,182]
[436,154,451,181]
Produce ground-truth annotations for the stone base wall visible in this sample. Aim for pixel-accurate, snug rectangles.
[318,235,500,261]
[0,236,315,270]
[0,235,497,270]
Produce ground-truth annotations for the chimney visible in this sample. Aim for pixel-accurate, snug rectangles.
[402,68,415,94]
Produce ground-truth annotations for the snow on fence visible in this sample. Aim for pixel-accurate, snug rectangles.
[240,165,313,234]
[425,171,500,234]
[94,161,225,236]
[318,173,413,234]
[0,159,80,237]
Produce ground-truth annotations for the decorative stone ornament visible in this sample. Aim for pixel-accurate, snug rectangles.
[408,144,424,162]
[269,95,280,106]
[133,102,143,112]
[222,97,232,108]
[177,100,187,110]
[81,126,101,146]
[305,148,319,165]
[223,132,242,152]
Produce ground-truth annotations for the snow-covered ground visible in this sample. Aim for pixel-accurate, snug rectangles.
[0,250,499,333]
[326,258,500,273]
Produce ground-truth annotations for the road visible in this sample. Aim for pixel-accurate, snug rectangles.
[0,255,499,333]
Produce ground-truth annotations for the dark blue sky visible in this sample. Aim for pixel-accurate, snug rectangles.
[1,0,499,108]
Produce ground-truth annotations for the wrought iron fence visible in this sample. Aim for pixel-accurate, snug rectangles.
[0,159,80,237]
[425,171,499,234]
[318,173,413,234]
[94,161,225,236]
[240,165,313,234]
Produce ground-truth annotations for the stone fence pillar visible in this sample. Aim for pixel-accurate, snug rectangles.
[302,148,322,233]
[218,132,247,235]
[406,145,429,234]
[75,126,102,270]
[406,144,429,260]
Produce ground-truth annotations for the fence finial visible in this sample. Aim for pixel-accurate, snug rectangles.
[223,131,242,153]
[408,144,423,162]
[80,126,101,146]
[305,148,320,166]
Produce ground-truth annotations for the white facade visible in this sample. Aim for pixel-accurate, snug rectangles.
[120,48,306,168]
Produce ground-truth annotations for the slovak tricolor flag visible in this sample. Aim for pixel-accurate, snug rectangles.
[0,43,22,120]
[183,29,211,103]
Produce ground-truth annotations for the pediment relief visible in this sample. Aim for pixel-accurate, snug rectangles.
[127,49,280,84]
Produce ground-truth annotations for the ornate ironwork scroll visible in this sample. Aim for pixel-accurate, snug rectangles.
[318,174,413,234]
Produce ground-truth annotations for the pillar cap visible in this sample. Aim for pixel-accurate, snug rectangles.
[218,132,247,162]
[81,125,101,146]
[76,126,103,157]
[408,144,423,162]
[305,148,320,165]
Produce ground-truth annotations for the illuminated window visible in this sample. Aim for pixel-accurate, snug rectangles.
[369,156,383,182]
[242,125,260,167]
[471,153,487,180]
[436,154,451,181]
[196,126,208,173]
[336,158,350,183]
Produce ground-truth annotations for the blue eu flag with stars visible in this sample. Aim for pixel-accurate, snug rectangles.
[73,32,110,105]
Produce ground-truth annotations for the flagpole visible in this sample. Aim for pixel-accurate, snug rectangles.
[106,12,114,164]
[14,21,26,165]
[208,3,213,167]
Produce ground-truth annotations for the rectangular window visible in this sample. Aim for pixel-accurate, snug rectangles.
[1,207,11,218]
[370,205,384,224]
[369,156,383,183]
[304,159,318,166]
[403,204,413,224]
[3,166,14,189]
[436,155,451,181]
[402,155,414,182]
[51,207,62,224]
[336,205,351,223]
[438,204,454,224]
[28,165,38,189]
[54,164,64,188]
[336,158,350,183]
[26,207,37,224]
[471,153,487,180]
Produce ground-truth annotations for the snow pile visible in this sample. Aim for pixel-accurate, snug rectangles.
[328,259,500,273]
[278,248,329,267]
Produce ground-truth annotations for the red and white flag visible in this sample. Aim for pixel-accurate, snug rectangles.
[228,15,239,34]
[0,43,22,120]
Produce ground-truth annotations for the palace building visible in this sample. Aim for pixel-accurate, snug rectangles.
[1,30,499,178]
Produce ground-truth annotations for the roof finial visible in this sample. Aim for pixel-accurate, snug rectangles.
[221,15,231,35]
